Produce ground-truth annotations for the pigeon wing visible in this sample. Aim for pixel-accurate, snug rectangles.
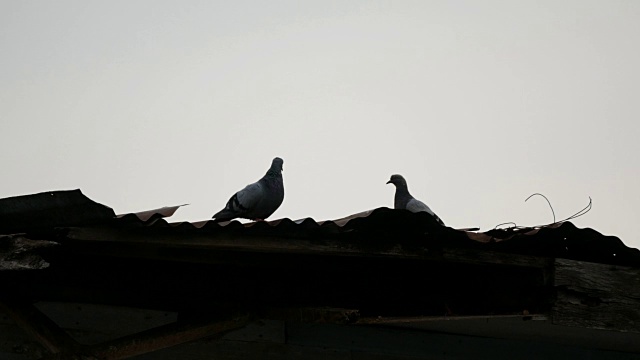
[406,198,445,225]
[212,181,264,221]
[406,198,435,214]
[233,181,263,212]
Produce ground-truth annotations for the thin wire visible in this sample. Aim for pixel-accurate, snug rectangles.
[525,193,556,223]
[491,195,592,231]
[494,222,518,230]
[557,196,592,223]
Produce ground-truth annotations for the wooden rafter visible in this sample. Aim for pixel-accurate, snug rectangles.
[2,299,251,360]
[86,314,251,360]
[0,301,80,355]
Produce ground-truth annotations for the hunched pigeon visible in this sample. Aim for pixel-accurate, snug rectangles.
[386,174,444,225]
[212,157,284,222]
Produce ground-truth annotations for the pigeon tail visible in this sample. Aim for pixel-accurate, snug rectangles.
[211,210,235,222]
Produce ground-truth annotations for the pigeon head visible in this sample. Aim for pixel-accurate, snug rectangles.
[266,157,284,176]
[386,174,407,188]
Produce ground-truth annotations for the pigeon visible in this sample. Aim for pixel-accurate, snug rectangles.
[386,174,444,225]
[212,157,284,222]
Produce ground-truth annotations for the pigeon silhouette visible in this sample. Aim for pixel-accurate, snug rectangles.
[386,174,444,225]
[212,157,284,222]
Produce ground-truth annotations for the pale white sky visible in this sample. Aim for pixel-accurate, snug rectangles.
[1,1,639,247]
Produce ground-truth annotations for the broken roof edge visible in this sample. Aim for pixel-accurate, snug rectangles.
[0,189,116,234]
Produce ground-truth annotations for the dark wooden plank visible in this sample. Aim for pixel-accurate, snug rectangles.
[33,302,178,345]
[264,307,360,324]
[441,248,552,269]
[552,258,640,332]
[65,227,553,270]
[85,314,251,360]
[286,321,638,360]
[0,301,80,355]
[65,227,422,259]
[357,314,549,325]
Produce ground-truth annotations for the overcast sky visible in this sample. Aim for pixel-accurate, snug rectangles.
[1,1,639,247]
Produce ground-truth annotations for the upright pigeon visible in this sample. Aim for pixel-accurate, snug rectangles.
[386,174,444,225]
[212,157,284,222]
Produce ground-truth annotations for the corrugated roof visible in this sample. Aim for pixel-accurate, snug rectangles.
[1,189,638,267]
[114,201,638,267]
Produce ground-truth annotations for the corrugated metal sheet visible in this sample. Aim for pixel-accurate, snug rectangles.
[0,190,638,267]
[121,208,638,267]
[117,205,184,224]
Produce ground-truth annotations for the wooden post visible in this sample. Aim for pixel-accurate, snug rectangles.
[552,258,640,332]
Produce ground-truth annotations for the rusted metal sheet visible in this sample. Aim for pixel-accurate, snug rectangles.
[116,205,185,224]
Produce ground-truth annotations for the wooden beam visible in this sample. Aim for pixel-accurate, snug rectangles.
[441,248,552,269]
[84,314,251,360]
[64,227,553,270]
[65,226,426,259]
[0,300,80,355]
[552,258,640,332]
[358,314,549,325]
[264,307,360,324]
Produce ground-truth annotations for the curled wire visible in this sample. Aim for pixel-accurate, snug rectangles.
[494,222,518,230]
[557,196,592,224]
[525,193,556,223]
[492,194,592,230]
